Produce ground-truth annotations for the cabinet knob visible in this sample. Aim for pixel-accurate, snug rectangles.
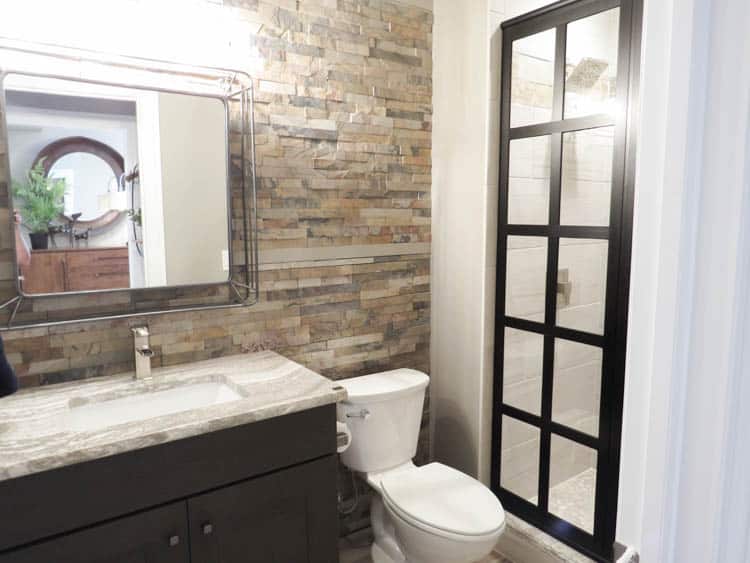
[202,523,214,535]
[168,535,180,547]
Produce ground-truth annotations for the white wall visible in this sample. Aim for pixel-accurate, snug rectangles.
[431,0,490,478]
[157,92,228,286]
[431,0,566,485]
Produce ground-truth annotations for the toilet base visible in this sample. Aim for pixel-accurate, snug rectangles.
[371,496,406,562]
[365,465,503,563]
[369,490,502,563]
[372,542,397,563]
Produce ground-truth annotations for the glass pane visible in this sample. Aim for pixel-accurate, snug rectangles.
[560,127,615,226]
[564,8,620,119]
[508,136,551,225]
[511,28,556,128]
[506,236,548,322]
[552,339,602,436]
[557,238,608,334]
[550,435,597,533]
[503,328,544,415]
[501,415,540,504]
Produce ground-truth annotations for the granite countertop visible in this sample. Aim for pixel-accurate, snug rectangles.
[0,351,347,482]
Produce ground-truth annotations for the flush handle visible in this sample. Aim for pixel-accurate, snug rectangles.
[168,535,180,547]
[202,523,214,535]
[346,409,371,420]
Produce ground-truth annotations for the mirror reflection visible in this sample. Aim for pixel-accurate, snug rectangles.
[5,75,230,294]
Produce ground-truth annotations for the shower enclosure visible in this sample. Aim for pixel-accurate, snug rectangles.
[491,0,642,560]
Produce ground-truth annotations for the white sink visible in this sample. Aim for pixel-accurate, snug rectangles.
[66,382,242,432]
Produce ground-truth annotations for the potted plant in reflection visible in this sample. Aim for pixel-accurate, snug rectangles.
[12,159,66,250]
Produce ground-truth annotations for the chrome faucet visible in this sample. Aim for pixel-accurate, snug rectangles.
[131,326,155,380]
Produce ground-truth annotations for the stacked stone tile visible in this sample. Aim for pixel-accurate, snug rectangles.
[1,0,433,389]
[0,2,432,527]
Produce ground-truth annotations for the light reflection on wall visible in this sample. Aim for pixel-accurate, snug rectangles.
[0,0,264,74]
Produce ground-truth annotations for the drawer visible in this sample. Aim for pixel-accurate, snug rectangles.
[66,248,129,291]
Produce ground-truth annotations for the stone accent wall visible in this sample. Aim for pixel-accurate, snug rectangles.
[250,0,432,251]
[0,0,432,535]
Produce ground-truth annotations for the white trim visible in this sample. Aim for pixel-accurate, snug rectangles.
[135,91,167,287]
[616,0,704,551]
[716,123,750,560]
[623,0,750,560]
[669,0,750,560]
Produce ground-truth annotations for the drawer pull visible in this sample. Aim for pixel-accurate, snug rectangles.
[168,535,180,547]
[202,523,214,535]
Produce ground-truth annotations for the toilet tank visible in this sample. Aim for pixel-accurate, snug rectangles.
[337,369,429,473]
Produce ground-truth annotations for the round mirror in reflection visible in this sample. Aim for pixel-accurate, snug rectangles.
[32,136,126,226]
[49,152,120,221]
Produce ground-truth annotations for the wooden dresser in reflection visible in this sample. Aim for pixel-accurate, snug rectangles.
[20,247,130,293]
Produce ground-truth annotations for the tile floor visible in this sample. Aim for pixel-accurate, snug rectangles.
[548,468,596,533]
[530,468,597,534]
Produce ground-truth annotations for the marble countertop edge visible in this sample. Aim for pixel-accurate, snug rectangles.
[0,351,347,482]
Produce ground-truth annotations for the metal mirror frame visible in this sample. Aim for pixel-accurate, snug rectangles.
[0,38,259,329]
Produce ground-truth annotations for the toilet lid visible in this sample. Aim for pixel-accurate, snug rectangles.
[380,463,505,537]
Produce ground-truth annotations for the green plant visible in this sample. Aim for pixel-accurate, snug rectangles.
[12,159,66,234]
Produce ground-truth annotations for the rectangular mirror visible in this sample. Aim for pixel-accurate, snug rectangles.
[0,40,258,328]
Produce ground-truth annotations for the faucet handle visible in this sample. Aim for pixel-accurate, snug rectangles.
[132,326,150,337]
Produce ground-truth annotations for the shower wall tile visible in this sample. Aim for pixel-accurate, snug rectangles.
[505,0,559,19]
[557,239,608,334]
[501,416,541,501]
[561,127,615,226]
[553,339,602,435]
[505,237,547,322]
[496,0,617,510]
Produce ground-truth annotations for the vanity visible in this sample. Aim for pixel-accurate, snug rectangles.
[0,352,346,563]
[20,246,130,293]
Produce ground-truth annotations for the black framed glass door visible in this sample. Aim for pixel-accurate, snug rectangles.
[491,0,642,560]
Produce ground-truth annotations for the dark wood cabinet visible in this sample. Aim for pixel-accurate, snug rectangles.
[0,502,189,563]
[0,406,339,563]
[189,455,338,563]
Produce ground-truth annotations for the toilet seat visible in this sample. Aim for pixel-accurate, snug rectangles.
[380,462,505,539]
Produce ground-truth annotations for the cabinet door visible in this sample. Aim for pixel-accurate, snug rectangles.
[66,248,130,291]
[0,502,189,563]
[189,455,339,563]
[20,251,66,293]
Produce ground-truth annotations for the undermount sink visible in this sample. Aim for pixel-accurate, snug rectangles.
[65,381,243,432]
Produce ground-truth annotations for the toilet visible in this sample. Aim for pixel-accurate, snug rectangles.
[338,369,506,563]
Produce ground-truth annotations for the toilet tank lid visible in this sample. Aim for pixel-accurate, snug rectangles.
[339,369,429,404]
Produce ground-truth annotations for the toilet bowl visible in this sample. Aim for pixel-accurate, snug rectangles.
[337,369,506,563]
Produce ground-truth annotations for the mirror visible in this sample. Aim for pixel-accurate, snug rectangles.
[40,136,125,222]
[4,75,231,295]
